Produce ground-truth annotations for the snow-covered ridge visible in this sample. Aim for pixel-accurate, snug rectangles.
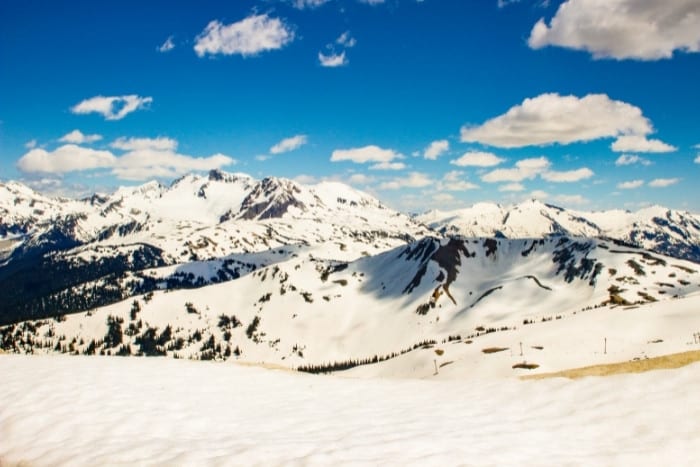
[3,235,699,378]
[418,199,700,262]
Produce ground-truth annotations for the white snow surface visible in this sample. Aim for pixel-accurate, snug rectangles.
[418,200,700,261]
[1,354,698,466]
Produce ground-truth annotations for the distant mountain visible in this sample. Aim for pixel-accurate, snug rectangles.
[417,199,700,263]
[0,171,428,324]
[2,173,700,375]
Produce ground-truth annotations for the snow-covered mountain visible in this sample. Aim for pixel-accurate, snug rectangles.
[0,171,429,324]
[2,234,699,376]
[418,200,700,263]
[2,173,700,378]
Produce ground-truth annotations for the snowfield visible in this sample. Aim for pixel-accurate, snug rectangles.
[1,354,699,466]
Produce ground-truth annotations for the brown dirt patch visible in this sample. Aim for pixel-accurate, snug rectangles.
[522,350,700,380]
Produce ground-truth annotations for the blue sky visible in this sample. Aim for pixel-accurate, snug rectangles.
[1,0,699,212]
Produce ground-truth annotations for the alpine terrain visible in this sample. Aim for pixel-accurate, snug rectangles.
[2,172,699,379]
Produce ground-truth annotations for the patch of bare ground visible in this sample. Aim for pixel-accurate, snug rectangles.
[522,350,700,380]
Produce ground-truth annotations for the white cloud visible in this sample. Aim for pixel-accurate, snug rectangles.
[111,137,178,152]
[379,172,432,190]
[319,51,347,67]
[112,150,233,181]
[541,167,594,183]
[529,190,549,200]
[438,171,479,191]
[71,95,152,121]
[617,180,644,190]
[358,0,386,4]
[611,135,677,153]
[649,178,680,188]
[194,15,294,57]
[553,194,589,206]
[270,134,307,154]
[337,31,357,48]
[615,154,651,166]
[17,144,116,173]
[292,0,330,8]
[450,151,504,167]
[292,174,317,184]
[499,183,525,192]
[59,130,102,144]
[460,93,652,148]
[331,145,403,164]
[24,139,37,149]
[423,140,449,160]
[481,157,550,183]
[432,193,456,203]
[17,138,234,181]
[695,155,700,164]
[348,173,375,185]
[158,36,175,52]
[369,162,406,170]
[528,0,700,60]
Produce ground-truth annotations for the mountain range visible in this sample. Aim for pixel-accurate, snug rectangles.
[1,171,699,376]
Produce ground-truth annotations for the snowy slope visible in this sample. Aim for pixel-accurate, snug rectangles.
[418,200,700,262]
[1,354,699,466]
[3,236,698,377]
[0,172,429,324]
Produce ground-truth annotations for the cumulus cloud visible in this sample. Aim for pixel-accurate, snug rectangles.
[17,138,234,181]
[379,172,432,190]
[348,173,375,185]
[158,36,175,52]
[541,167,594,183]
[617,180,644,190]
[695,155,700,164]
[648,178,680,188]
[528,0,700,60]
[292,0,330,8]
[432,193,456,203]
[499,183,525,192]
[481,157,550,183]
[17,145,116,173]
[553,194,589,206]
[292,174,317,184]
[529,190,549,200]
[318,50,347,67]
[59,130,102,144]
[270,134,307,154]
[194,15,294,57]
[369,162,406,170]
[438,170,479,191]
[615,154,651,166]
[611,135,677,153]
[71,95,152,121]
[319,30,354,68]
[24,139,37,149]
[460,93,652,148]
[450,151,504,167]
[111,137,177,152]
[331,145,403,164]
[112,150,233,181]
[423,140,449,160]
[336,31,357,48]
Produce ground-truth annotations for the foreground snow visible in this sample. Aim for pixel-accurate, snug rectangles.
[1,355,698,466]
